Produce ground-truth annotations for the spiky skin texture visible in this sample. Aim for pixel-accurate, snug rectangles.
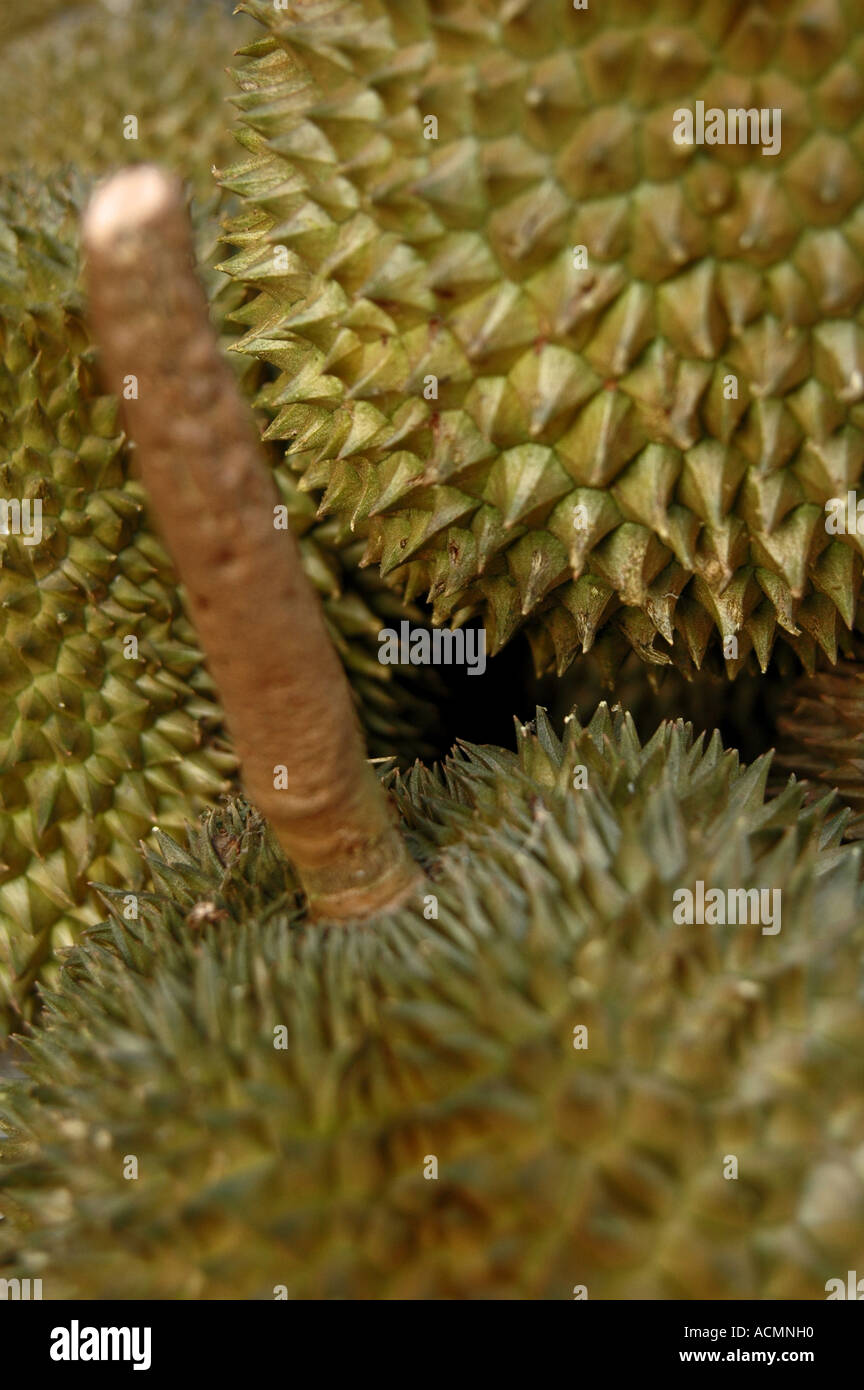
[1,707,862,1300]
[774,645,864,837]
[555,621,864,825]
[0,0,442,766]
[0,0,250,196]
[554,645,788,766]
[220,0,864,684]
[0,0,442,1026]
[0,171,237,1028]
[0,166,438,1030]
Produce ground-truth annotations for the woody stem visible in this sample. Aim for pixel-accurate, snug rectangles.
[83,166,420,921]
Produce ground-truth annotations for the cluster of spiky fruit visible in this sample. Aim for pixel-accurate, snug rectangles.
[1,707,862,1299]
[2,0,864,1309]
[222,0,864,681]
[0,186,435,1027]
[0,1,439,1026]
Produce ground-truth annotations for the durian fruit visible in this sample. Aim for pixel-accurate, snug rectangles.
[5,163,859,1304]
[1,705,863,1299]
[220,0,864,683]
[0,168,237,1029]
[0,0,442,1025]
[0,0,248,194]
[0,0,253,1030]
[773,642,864,837]
[0,167,437,1029]
[553,640,797,767]
[214,224,446,770]
[0,0,443,762]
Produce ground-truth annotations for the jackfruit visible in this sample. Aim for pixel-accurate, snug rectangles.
[220,0,864,683]
[1,705,862,1299]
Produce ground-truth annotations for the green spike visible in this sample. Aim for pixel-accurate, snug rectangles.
[211,0,864,675]
[4,711,862,1297]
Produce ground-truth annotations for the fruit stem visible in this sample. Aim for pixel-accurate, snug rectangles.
[82,166,421,922]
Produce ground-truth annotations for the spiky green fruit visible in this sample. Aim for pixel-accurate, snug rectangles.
[0,0,248,195]
[0,0,445,1027]
[773,645,864,837]
[0,170,237,1026]
[0,166,438,1030]
[0,0,442,765]
[552,632,815,766]
[220,0,864,683]
[1,706,862,1300]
